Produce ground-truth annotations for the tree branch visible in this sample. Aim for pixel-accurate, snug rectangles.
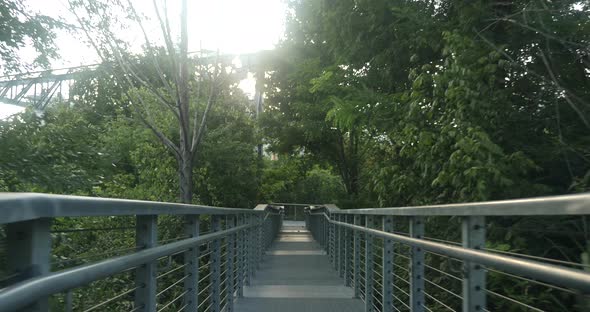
[152,0,180,97]
[191,54,221,153]
[538,49,590,129]
[131,92,180,159]
[68,2,107,63]
[93,30,180,157]
[104,31,180,119]
[125,0,177,103]
[475,30,590,110]
[191,59,203,151]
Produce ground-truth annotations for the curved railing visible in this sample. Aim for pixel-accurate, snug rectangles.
[0,193,282,312]
[305,193,590,312]
[3,192,590,311]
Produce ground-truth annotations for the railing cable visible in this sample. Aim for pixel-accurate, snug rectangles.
[156,289,189,312]
[82,286,139,312]
[486,290,546,312]
[156,274,190,297]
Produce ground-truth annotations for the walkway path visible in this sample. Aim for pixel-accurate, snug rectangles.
[234,221,364,312]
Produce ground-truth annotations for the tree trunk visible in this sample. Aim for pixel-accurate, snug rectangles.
[347,165,359,196]
[336,131,360,197]
[178,0,192,204]
[179,153,193,204]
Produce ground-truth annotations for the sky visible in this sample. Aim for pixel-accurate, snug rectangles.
[0,0,287,119]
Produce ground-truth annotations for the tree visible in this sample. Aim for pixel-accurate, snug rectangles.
[261,33,371,204]
[69,0,239,203]
[0,0,65,74]
[0,62,260,208]
[262,2,590,309]
[263,0,590,208]
[258,156,345,205]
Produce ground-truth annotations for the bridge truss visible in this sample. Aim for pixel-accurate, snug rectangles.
[0,64,96,110]
[0,51,266,111]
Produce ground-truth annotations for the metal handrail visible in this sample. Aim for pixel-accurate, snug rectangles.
[330,218,590,292]
[0,193,284,312]
[313,193,590,216]
[0,193,273,224]
[305,193,590,312]
[270,202,322,207]
[0,225,254,311]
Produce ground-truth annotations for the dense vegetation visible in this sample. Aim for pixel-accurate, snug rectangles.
[0,0,589,311]
[263,0,589,208]
[2,0,588,207]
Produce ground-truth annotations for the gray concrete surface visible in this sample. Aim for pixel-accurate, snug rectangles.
[234,221,364,312]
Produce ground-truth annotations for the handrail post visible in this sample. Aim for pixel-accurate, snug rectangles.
[270,214,274,246]
[253,214,259,271]
[332,213,336,264]
[134,215,157,312]
[410,217,425,312]
[319,214,323,246]
[338,214,345,277]
[309,214,314,238]
[313,215,324,249]
[330,212,335,263]
[327,213,330,252]
[272,214,276,245]
[315,214,318,242]
[462,216,486,312]
[251,214,257,277]
[278,213,282,234]
[320,214,323,248]
[65,290,73,312]
[245,214,253,286]
[315,214,319,246]
[210,215,221,312]
[257,214,263,268]
[266,213,270,247]
[254,215,259,269]
[365,215,374,311]
[335,213,340,270]
[260,215,270,251]
[237,214,245,297]
[227,215,236,312]
[344,214,352,286]
[382,215,394,312]
[354,215,361,298]
[275,213,281,239]
[6,218,52,312]
[325,212,329,257]
[268,213,272,247]
[324,213,328,251]
[183,215,200,311]
[316,214,320,247]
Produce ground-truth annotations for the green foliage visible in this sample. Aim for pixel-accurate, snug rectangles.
[0,106,105,194]
[260,1,590,310]
[259,157,345,204]
[193,90,261,207]
[0,62,260,208]
[1,0,589,310]
[0,54,263,310]
[0,0,65,73]
[264,0,590,207]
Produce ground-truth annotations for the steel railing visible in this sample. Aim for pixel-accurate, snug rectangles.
[0,193,282,312]
[305,193,590,312]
